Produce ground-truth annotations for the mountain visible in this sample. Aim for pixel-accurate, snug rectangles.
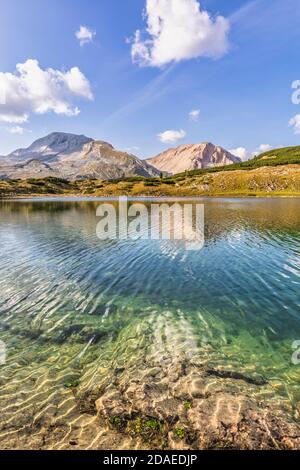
[147,142,241,175]
[7,132,93,163]
[0,132,160,180]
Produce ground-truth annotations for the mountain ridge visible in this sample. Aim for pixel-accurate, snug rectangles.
[0,132,160,180]
[0,132,242,181]
[7,132,94,162]
[1,144,300,197]
[147,142,241,175]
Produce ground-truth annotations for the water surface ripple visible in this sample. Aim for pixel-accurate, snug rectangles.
[0,198,300,449]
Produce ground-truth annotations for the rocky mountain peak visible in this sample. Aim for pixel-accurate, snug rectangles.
[8,132,94,162]
[0,132,159,180]
[147,142,241,175]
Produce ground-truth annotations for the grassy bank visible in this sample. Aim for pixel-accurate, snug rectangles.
[1,164,300,198]
[177,145,300,177]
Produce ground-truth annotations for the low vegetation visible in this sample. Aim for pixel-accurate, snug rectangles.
[176,145,300,177]
[1,146,300,198]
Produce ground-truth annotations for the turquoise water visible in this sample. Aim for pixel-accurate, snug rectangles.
[0,198,300,448]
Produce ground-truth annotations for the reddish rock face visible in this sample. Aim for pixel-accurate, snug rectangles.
[147,142,241,175]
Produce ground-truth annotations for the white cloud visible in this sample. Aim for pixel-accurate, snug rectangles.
[252,144,273,156]
[230,144,274,161]
[0,113,28,124]
[229,147,250,161]
[257,143,272,153]
[189,109,200,122]
[6,126,25,135]
[131,0,230,67]
[0,59,93,124]
[289,114,300,134]
[75,26,96,46]
[158,129,186,144]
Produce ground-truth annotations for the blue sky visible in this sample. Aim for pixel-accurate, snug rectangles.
[0,0,300,159]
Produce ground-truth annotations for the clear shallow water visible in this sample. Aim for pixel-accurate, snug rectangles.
[0,198,300,448]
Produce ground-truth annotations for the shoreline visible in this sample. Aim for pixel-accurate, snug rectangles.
[1,164,300,200]
[2,192,300,201]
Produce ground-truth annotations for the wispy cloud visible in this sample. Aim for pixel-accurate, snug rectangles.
[126,146,140,154]
[289,115,300,134]
[230,0,300,38]
[103,64,175,125]
[6,125,25,135]
[189,109,200,122]
[229,0,262,24]
[256,143,272,153]
[75,26,96,46]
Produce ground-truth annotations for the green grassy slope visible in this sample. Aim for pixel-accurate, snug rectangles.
[172,145,300,179]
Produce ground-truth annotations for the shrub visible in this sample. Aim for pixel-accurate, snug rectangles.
[44,176,69,184]
[163,180,176,185]
[144,181,160,187]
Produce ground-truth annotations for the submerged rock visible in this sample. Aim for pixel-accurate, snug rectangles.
[86,355,300,450]
[205,368,268,386]
[0,310,299,450]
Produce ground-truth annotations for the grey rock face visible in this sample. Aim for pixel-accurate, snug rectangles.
[8,132,94,162]
[0,132,159,180]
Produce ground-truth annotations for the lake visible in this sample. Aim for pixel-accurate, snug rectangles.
[0,198,300,449]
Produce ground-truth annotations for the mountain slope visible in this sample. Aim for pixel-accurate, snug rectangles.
[147,142,241,175]
[239,145,300,168]
[8,132,94,162]
[0,132,160,180]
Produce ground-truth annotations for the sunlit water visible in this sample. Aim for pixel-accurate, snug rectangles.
[0,198,300,449]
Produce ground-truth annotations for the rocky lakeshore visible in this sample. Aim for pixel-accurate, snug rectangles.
[93,359,300,450]
[0,309,299,450]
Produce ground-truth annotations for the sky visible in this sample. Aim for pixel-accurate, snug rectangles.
[0,0,300,159]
